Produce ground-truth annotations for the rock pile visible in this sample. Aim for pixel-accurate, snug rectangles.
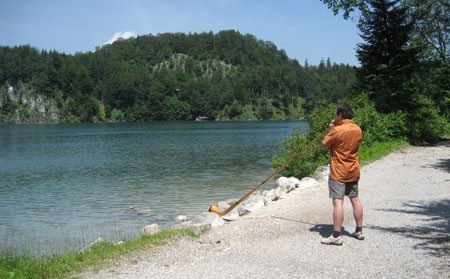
[143,165,330,236]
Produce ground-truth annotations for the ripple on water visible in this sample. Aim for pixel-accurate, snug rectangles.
[0,121,307,255]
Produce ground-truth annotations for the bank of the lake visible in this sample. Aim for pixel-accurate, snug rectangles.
[2,138,449,279]
[80,139,449,279]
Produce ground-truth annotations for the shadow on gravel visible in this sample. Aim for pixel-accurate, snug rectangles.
[428,158,450,173]
[309,224,353,238]
[270,216,315,226]
[419,138,450,173]
[369,199,450,257]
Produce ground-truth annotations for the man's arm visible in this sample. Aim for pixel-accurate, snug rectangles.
[322,119,336,150]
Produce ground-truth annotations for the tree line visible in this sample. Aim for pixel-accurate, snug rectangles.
[273,0,449,178]
[0,30,356,123]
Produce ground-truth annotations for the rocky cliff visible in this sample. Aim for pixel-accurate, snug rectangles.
[0,82,60,124]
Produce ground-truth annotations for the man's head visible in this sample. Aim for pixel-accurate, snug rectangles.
[336,104,353,120]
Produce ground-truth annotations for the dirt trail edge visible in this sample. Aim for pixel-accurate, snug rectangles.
[81,141,450,279]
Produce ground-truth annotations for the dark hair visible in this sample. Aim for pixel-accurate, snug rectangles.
[336,104,353,119]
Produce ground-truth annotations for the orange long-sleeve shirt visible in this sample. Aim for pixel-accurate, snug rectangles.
[322,119,363,182]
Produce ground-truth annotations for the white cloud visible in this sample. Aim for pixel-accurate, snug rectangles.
[104,31,137,45]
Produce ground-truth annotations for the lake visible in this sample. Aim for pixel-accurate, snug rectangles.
[0,121,307,255]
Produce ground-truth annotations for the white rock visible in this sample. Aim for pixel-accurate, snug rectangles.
[173,222,211,235]
[275,177,291,190]
[217,201,231,211]
[221,209,240,221]
[274,184,288,200]
[263,189,277,204]
[238,195,265,216]
[191,212,225,227]
[220,203,240,221]
[142,223,161,236]
[288,177,301,188]
[299,177,319,188]
[175,215,187,223]
[312,165,330,182]
[275,176,298,193]
[213,201,240,221]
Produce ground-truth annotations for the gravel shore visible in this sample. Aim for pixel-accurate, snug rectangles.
[81,141,450,279]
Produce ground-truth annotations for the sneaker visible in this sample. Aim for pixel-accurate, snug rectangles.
[321,235,343,245]
[352,231,365,240]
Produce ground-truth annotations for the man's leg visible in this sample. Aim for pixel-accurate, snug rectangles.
[321,179,345,245]
[333,198,344,232]
[349,196,365,240]
[349,196,363,227]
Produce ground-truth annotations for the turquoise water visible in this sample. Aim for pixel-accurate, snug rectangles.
[0,121,307,255]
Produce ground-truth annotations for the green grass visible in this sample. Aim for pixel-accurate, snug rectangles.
[359,138,410,166]
[0,229,197,279]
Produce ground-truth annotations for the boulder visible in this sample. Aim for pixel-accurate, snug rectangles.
[221,209,240,221]
[237,194,265,216]
[275,177,295,193]
[288,177,301,188]
[312,165,330,182]
[275,176,300,193]
[212,201,240,221]
[191,212,225,228]
[175,215,187,223]
[262,189,277,204]
[299,177,319,188]
[142,223,161,236]
[274,186,288,200]
[173,222,211,235]
[217,201,231,211]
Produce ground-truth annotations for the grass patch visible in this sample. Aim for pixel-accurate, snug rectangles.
[359,138,410,165]
[0,229,197,279]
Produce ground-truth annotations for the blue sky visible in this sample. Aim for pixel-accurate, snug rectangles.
[0,0,362,65]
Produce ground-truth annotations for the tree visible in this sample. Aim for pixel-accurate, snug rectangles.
[329,0,448,141]
[403,0,449,64]
[321,0,449,65]
[356,0,421,113]
[0,31,358,123]
[320,0,369,19]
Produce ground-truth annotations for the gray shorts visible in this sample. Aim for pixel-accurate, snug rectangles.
[328,178,359,199]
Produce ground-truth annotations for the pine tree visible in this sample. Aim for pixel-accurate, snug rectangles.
[356,0,421,113]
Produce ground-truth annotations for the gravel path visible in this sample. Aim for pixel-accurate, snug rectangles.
[81,141,450,279]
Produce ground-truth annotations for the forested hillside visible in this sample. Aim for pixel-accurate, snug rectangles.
[0,30,356,123]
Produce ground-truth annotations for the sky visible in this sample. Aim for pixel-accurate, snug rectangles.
[0,0,362,66]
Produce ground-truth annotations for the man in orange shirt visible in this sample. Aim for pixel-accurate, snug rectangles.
[321,104,364,245]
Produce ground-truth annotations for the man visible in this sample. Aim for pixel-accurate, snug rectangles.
[321,104,364,245]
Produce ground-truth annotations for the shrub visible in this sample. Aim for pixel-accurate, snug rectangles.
[271,96,412,179]
[406,95,449,143]
[271,102,334,178]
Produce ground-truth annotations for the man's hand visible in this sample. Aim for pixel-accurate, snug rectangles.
[323,119,336,150]
[329,119,336,130]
